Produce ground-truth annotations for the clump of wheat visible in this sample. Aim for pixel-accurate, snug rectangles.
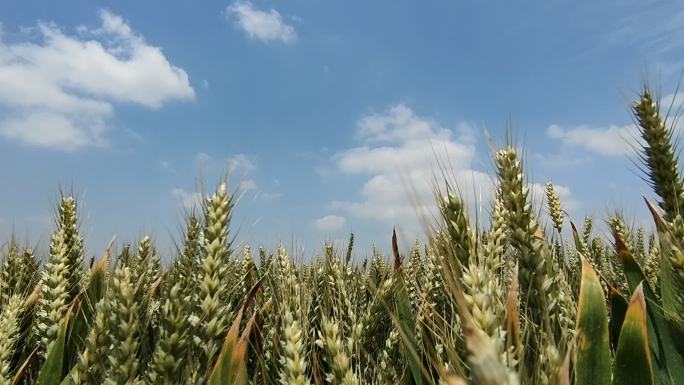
[0,83,682,385]
[70,298,110,385]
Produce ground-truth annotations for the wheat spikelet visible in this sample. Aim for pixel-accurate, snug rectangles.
[633,87,684,220]
[494,147,551,327]
[645,233,661,291]
[196,181,234,368]
[35,229,70,357]
[240,244,255,296]
[439,189,474,269]
[608,216,631,293]
[0,295,23,385]
[146,283,191,384]
[635,226,646,262]
[316,317,358,385]
[545,182,564,232]
[103,266,141,385]
[0,243,20,305]
[278,310,311,385]
[664,216,684,309]
[58,196,84,300]
[134,236,156,298]
[582,216,593,246]
[375,328,399,384]
[18,248,39,298]
[69,299,110,385]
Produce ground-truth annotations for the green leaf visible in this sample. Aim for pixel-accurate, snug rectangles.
[208,277,264,385]
[609,288,628,351]
[645,199,683,317]
[464,325,515,385]
[13,348,37,385]
[613,284,654,385]
[64,244,110,373]
[570,220,586,252]
[36,303,75,385]
[616,220,684,385]
[395,268,425,385]
[575,261,611,385]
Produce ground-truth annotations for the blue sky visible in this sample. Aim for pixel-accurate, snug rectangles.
[0,0,683,259]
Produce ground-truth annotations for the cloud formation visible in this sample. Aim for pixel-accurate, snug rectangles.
[314,215,346,232]
[227,1,297,43]
[172,188,204,211]
[331,104,490,235]
[0,10,195,150]
[547,124,638,156]
[547,92,684,157]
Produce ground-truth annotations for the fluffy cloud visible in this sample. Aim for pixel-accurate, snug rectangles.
[314,215,346,232]
[0,10,195,150]
[331,104,491,235]
[547,92,684,157]
[547,124,639,156]
[195,152,257,190]
[192,152,260,202]
[662,92,684,112]
[254,192,282,200]
[226,1,297,43]
[172,188,204,211]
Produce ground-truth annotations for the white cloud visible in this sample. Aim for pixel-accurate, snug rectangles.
[195,152,258,193]
[534,152,592,168]
[547,124,639,156]
[331,104,491,235]
[662,92,684,112]
[227,153,256,173]
[0,112,106,151]
[0,10,195,150]
[227,1,297,43]
[172,188,204,211]
[547,92,684,157]
[157,160,174,172]
[240,179,258,191]
[255,192,282,200]
[314,215,346,232]
[196,152,256,173]
[602,3,684,64]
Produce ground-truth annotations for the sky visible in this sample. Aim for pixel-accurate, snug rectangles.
[1,0,683,260]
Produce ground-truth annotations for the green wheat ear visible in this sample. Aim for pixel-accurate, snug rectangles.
[196,181,235,374]
[633,86,684,221]
[545,182,564,232]
[494,147,550,325]
[278,310,311,385]
[0,295,23,385]
[35,195,83,359]
[0,242,19,304]
[58,196,84,300]
[103,265,141,385]
[69,298,110,385]
[146,283,192,384]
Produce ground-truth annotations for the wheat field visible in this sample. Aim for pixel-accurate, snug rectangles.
[0,86,682,385]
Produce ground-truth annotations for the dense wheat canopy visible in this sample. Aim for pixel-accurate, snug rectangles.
[0,86,681,385]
